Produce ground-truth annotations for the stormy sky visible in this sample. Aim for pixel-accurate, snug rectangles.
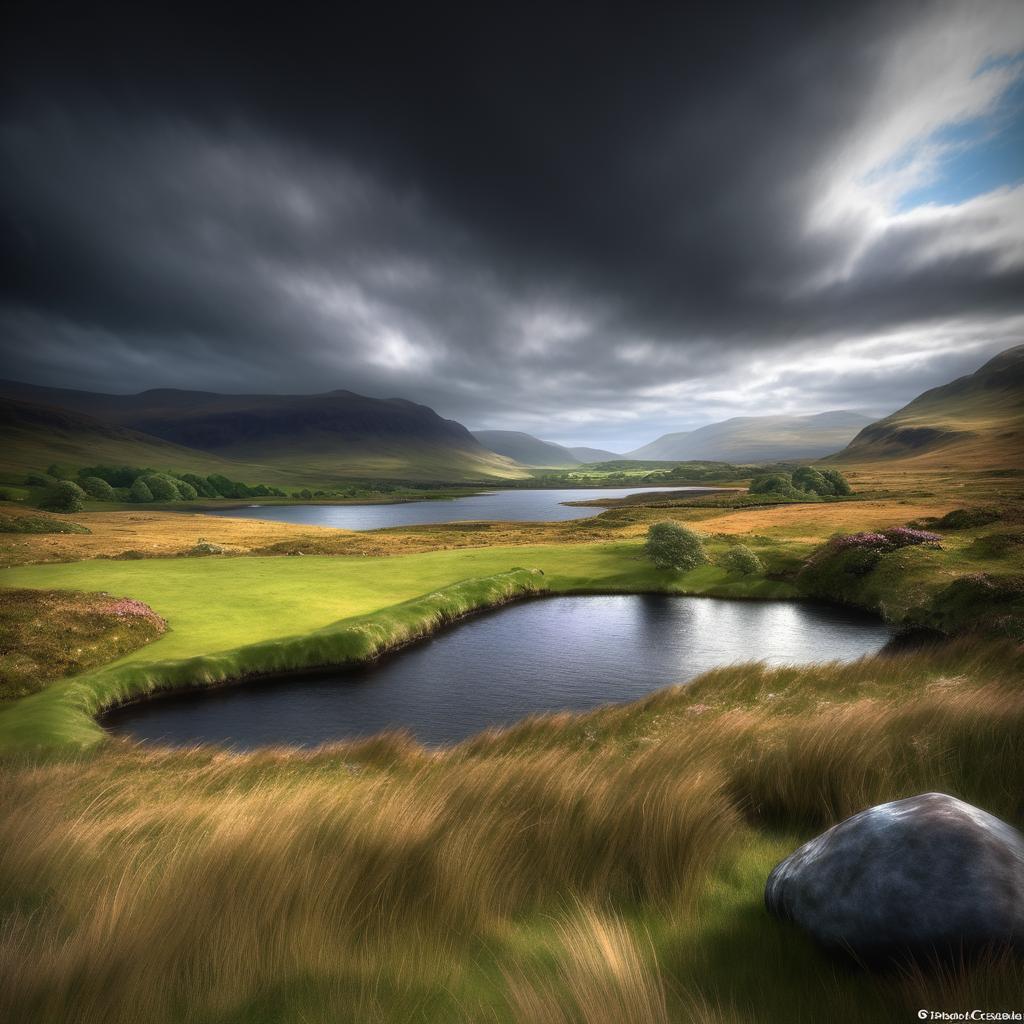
[2,2,1023,449]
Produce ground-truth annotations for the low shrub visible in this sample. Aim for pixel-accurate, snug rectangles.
[129,478,154,503]
[180,473,219,498]
[749,473,795,496]
[644,521,707,572]
[37,480,87,513]
[791,466,832,495]
[80,476,117,501]
[24,472,57,488]
[927,573,1024,636]
[188,538,225,556]
[140,474,182,501]
[176,481,198,501]
[820,467,852,495]
[719,544,763,575]
[882,526,941,549]
[934,507,1001,531]
[968,532,1024,559]
[0,515,90,535]
[0,589,166,699]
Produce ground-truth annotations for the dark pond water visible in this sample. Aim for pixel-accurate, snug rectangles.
[103,595,895,749]
[201,487,716,530]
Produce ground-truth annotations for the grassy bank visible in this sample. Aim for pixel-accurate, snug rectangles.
[2,638,1022,1024]
[0,568,549,750]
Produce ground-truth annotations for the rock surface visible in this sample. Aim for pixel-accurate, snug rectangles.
[765,792,1024,958]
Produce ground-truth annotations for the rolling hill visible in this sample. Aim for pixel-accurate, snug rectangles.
[472,430,581,467]
[0,382,529,482]
[566,446,622,463]
[625,411,873,463]
[0,397,267,482]
[834,345,1024,467]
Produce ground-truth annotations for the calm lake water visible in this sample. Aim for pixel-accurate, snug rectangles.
[103,594,895,749]
[202,487,715,530]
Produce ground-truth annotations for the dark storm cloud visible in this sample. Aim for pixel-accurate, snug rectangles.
[2,2,1022,446]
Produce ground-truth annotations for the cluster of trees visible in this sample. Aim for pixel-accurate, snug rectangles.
[643,521,765,577]
[30,464,287,512]
[290,487,363,499]
[748,466,851,499]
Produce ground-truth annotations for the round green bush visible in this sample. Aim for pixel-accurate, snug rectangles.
[140,474,182,501]
[820,468,851,495]
[80,476,117,501]
[129,478,154,503]
[749,473,794,495]
[38,480,87,513]
[720,544,763,575]
[644,521,707,572]
[25,472,57,488]
[792,466,832,495]
[176,480,198,500]
[180,473,219,498]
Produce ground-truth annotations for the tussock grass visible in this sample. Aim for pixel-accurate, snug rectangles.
[1,638,1021,1023]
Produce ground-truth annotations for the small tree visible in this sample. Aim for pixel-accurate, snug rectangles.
[644,521,707,572]
[141,474,181,501]
[129,477,154,503]
[820,468,852,495]
[25,472,57,488]
[207,474,237,498]
[38,480,86,513]
[720,543,763,575]
[792,466,833,495]
[181,473,219,498]
[749,473,794,495]
[80,476,117,501]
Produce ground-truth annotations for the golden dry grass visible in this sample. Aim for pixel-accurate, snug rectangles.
[1,639,1022,1023]
[0,462,991,566]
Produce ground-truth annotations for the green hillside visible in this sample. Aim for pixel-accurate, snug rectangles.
[472,430,581,467]
[0,384,529,483]
[626,411,873,462]
[835,345,1024,467]
[0,397,287,484]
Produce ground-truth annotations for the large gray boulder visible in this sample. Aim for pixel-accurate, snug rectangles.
[765,792,1024,958]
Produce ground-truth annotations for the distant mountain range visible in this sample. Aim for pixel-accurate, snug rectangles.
[3,346,1020,485]
[0,382,527,482]
[470,431,620,467]
[623,411,874,463]
[833,344,1024,467]
[473,412,872,467]
[471,431,580,467]
[566,445,622,463]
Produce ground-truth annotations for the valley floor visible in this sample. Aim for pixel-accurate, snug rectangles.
[1,462,1022,1023]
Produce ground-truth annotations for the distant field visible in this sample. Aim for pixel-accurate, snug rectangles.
[1,544,792,667]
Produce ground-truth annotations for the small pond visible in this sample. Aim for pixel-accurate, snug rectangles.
[103,594,895,749]
[200,487,718,530]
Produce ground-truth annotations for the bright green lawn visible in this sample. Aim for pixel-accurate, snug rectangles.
[2,542,792,667]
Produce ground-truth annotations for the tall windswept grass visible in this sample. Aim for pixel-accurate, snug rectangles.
[504,906,669,1024]
[1,638,1022,1022]
[0,744,737,1024]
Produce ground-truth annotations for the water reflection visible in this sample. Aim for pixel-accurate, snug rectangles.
[104,595,894,749]
[201,487,718,530]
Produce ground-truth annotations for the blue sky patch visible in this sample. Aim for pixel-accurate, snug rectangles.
[895,59,1024,211]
